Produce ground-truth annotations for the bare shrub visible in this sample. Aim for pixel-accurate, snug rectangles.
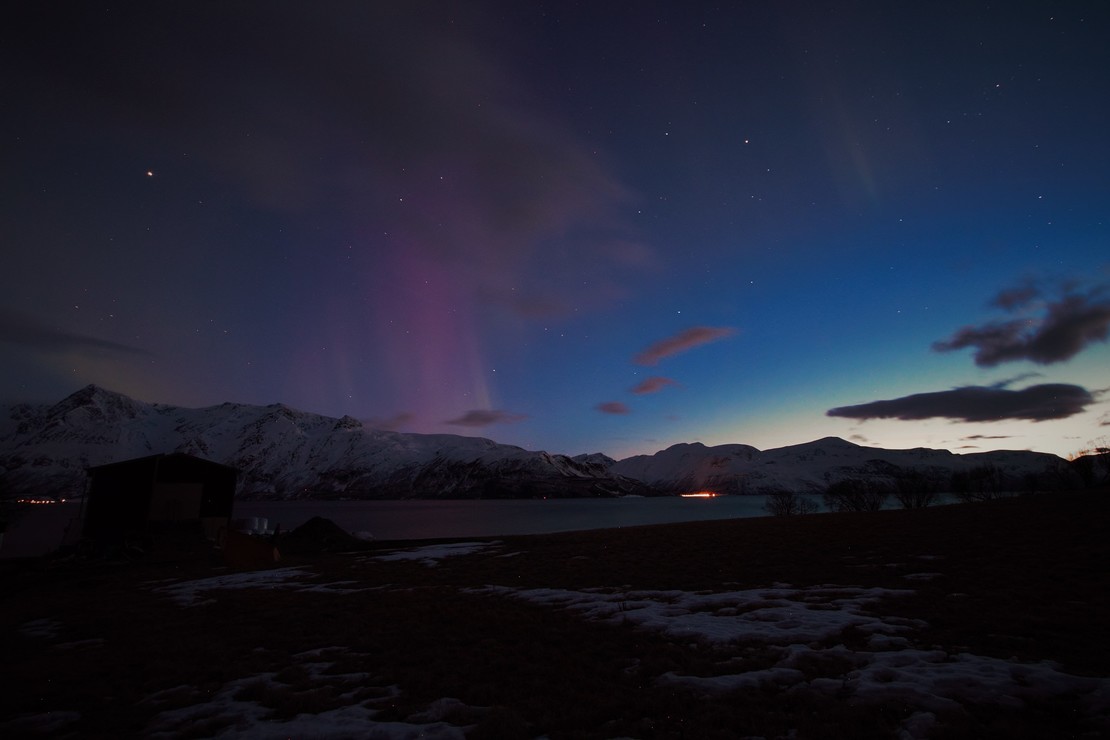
[763,490,820,517]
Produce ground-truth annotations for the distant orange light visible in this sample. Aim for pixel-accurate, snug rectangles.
[680,491,719,498]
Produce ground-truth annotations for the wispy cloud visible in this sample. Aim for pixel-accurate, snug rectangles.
[445,409,528,427]
[50,4,647,323]
[596,401,631,415]
[933,282,1110,366]
[631,376,678,395]
[633,326,736,366]
[0,309,151,356]
[366,412,414,431]
[990,283,1038,310]
[827,383,1097,423]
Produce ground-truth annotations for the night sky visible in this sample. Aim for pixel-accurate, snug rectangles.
[3,2,1108,459]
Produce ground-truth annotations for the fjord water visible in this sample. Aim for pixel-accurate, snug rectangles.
[5,494,966,557]
[234,495,781,540]
[3,497,781,557]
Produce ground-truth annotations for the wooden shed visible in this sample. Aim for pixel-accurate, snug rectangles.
[83,453,238,542]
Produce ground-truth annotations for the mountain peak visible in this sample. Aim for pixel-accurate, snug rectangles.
[50,384,141,415]
[779,436,860,452]
[66,384,116,402]
[813,436,860,448]
[334,415,363,431]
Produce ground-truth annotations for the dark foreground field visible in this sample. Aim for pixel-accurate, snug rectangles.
[2,492,1108,739]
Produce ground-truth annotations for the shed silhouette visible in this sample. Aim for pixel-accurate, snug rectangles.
[83,453,238,542]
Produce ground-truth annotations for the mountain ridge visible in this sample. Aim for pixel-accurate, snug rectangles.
[0,385,654,500]
[0,385,1078,500]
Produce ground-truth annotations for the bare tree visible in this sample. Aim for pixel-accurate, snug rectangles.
[823,479,888,512]
[892,469,939,509]
[950,464,1010,502]
[1068,438,1110,488]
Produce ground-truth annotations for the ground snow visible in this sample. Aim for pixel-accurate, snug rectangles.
[483,583,1110,728]
[664,642,1110,716]
[0,710,82,736]
[18,617,62,639]
[144,651,469,739]
[842,648,1110,713]
[151,567,373,606]
[478,584,919,644]
[134,553,1110,735]
[145,676,466,739]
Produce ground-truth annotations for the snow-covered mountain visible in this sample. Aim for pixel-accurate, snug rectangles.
[0,386,654,500]
[0,386,1078,500]
[608,436,1075,494]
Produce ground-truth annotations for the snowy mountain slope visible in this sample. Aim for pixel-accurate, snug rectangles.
[609,436,1074,494]
[0,386,655,500]
[570,452,617,469]
[610,442,761,494]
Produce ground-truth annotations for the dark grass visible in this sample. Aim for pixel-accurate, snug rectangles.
[2,491,1108,738]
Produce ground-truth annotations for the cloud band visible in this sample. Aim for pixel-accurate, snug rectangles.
[827,383,1096,423]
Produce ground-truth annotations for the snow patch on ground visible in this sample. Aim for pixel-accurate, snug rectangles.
[151,567,374,606]
[479,584,919,644]
[0,710,82,736]
[373,541,500,567]
[841,648,1110,714]
[18,617,63,639]
[143,540,504,605]
[143,649,470,739]
[145,677,466,739]
[483,583,1110,729]
[663,643,1110,719]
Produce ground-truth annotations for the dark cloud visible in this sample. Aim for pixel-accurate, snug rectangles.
[445,409,527,427]
[596,401,631,415]
[631,376,678,395]
[933,284,1110,366]
[962,434,1013,440]
[0,309,150,356]
[634,326,736,366]
[827,383,1097,423]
